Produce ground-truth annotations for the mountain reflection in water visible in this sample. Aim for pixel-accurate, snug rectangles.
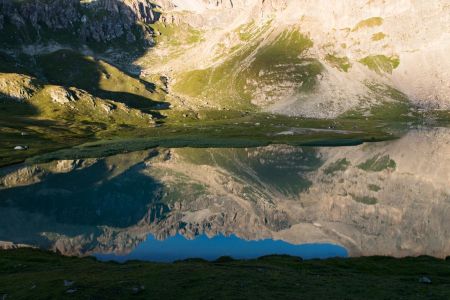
[0,128,449,260]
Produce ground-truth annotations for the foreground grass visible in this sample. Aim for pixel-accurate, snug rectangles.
[1,249,449,299]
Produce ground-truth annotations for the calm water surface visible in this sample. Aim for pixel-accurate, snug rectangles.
[1,128,449,261]
[95,235,347,262]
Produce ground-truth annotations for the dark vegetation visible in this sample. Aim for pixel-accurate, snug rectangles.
[1,249,450,299]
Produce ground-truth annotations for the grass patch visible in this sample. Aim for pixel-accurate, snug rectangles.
[22,111,401,166]
[359,55,400,74]
[358,154,396,172]
[341,83,414,122]
[371,32,387,41]
[368,184,381,192]
[173,28,322,108]
[35,49,166,111]
[351,194,378,205]
[245,29,321,93]
[352,17,384,31]
[325,54,351,72]
[150,22,204,46]
[235,21,257,41]
[324,158,350,174]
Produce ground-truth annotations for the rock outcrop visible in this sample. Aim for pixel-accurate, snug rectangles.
[0,0,159,44]
[49,86,76,104]
[0,74,40,101]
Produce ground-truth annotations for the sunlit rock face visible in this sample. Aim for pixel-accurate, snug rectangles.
[146,0,450,116]
[1,128,449,258]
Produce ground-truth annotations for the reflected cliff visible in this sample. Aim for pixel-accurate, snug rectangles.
[1,127,450,259]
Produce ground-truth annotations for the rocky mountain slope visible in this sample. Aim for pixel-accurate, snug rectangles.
[0,0,157,45]
[1,0,449,118]
[142,0,450,117]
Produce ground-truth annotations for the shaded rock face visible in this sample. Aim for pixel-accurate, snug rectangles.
[0,0,159,44]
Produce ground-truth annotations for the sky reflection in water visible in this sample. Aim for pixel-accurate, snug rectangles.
[95,234,348,262]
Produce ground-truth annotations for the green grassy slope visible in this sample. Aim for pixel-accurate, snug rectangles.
[173,28,323,109]
[35,50,167,112]
[1,249,449,300]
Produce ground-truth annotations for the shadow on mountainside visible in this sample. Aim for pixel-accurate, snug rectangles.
[35,49,169,115]
[0,0,168,118]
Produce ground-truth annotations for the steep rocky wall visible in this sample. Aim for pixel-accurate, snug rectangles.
[0,0,159,44]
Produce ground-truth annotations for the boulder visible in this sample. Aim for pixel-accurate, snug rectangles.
[0,74,38,101]
[49,87,75,104]
[419,276,432,284]
[14,145,28,151]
